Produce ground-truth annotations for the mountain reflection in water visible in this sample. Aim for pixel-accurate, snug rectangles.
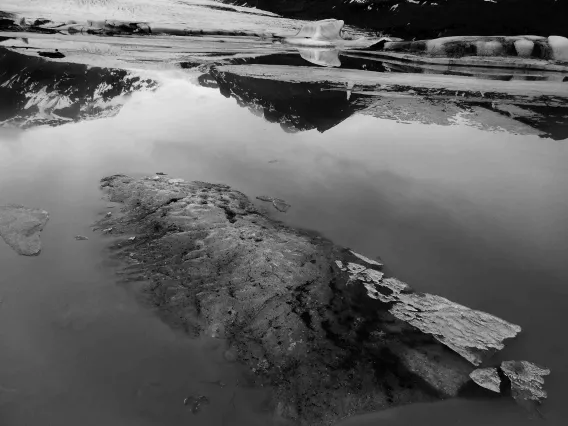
[202,59,568,139]
[2,42,567,139]
[0,47,155,128]
[214,73,364,133]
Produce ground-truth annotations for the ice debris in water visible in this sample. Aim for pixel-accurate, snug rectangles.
[340,260,521,365]
[282,18,371,48]
[256,196,274,202]
[298,48,341,67]
[273,199,291,212]
[469,367,501,393]
[349,250,383,267]
[256,196,291,213]
[0,205,49,256]
[502,360,550,403]
[470,361,550,405]
[294,19,346,42]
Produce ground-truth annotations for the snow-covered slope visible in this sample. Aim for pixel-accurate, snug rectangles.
[1,0,303,34]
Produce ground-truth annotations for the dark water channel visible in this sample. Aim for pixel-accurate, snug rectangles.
[1,53,568,426]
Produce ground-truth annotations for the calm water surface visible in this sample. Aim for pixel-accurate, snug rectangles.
[1,75,567,426]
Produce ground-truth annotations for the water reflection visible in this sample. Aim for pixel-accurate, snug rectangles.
[298,48,341,67]
[1,73,567,425]
[3,42,567,140]
[201,62,568,139]
[0,47,155,128]
[212,69,364,132]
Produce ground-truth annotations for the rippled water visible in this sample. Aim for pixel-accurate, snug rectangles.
[1,59,568,425]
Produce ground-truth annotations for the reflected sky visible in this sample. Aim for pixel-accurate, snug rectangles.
[1,75,567,425]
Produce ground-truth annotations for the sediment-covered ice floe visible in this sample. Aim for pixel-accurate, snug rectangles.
[470,360,551,408]
[335,260,521,366]
[470,367,502,393]
[502,360,551,403]
[0,204,49,256]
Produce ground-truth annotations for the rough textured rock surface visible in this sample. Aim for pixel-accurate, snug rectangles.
[95,174,522,425]
[469,367,501,393]
[501,360,550,403]
[0,205,49,255]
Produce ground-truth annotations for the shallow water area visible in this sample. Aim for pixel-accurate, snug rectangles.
[1,70,567,425]
[0,134,276,426]
[1,4,568,425]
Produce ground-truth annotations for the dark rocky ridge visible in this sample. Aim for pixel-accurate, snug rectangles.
[224,0,568,40]
[95,174,523,425]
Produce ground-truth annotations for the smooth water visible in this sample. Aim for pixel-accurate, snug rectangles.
[1,73,567,425]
